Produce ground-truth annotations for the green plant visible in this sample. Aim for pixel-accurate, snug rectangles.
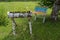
[0,6,9,26]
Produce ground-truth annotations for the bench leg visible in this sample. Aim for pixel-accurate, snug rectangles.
[34,13,37,21]
[29,21,32,35]
[28,17,32,36]
[12,18,16,36]
[34,15,37,21]
[43,16,45,23]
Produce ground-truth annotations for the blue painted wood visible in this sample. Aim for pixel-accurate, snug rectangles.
[35,6,47,13]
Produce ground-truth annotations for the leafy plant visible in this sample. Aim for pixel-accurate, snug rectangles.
[0,6,9,26]
[39,0,55,8]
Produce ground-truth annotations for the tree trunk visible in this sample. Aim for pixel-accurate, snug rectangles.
[51,0,60,21]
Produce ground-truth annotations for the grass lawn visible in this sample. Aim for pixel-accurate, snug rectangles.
[0,2,60,40]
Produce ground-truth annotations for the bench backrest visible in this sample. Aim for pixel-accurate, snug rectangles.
[35,6,47,13]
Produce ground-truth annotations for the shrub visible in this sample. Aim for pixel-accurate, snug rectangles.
[0,6,9,26]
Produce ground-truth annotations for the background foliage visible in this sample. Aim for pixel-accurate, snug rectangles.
[39,0,55,8]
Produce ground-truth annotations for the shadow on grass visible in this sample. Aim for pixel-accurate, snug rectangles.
[3,17,60,40]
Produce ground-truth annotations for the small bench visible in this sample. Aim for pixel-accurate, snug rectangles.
[33,6,48,23]
[7,11,32,36]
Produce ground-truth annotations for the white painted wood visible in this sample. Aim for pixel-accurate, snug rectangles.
[12,19,16,35]
[29,21,32,35]
[34,13,37,21]
[14,13,20,17]
[7,12,32,18]
[34,15,37,21]
[43,16,45,23]
[8,11,32,36]
[55,16,57,21]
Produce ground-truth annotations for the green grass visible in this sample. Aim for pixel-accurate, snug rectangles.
[0,2,60,40]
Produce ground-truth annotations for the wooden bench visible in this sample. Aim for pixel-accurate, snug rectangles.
[33,6,48,23]
[7,11,32,36]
